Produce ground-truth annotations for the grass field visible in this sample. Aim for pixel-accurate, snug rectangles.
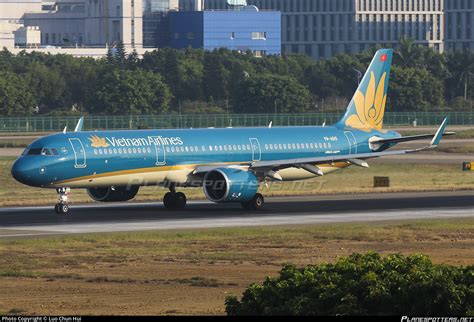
[0,218,473,315]
[0,157,473,206]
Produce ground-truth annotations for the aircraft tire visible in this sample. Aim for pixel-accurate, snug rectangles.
[241,193,264,210]
[163,192,187,210]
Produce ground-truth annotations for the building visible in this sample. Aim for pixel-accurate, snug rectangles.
[14,26,41,47]
[23,0,143,48]
[143,0,178,47]
[0,0,143,51]
[202,0,452,58]
[168,7,281,56]
[445,0,474,51]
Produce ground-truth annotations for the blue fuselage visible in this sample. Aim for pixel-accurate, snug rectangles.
[11,126,400,189]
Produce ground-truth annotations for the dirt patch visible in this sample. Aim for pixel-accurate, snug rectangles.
[0,220,473,315]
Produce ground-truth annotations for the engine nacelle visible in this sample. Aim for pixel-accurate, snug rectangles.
[87,186,139,202]
[203,168,258,203]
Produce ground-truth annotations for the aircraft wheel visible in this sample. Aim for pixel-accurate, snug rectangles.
[163,192,176,209]
[55,203,69,215]
[163,192,187,210]
[175,192,187,209]
[241,193,264,210]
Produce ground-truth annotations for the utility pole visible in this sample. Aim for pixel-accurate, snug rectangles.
[353,68,362,86]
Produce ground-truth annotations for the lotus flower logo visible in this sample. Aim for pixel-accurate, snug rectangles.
[345,71,387,132]
[89,135,110,148]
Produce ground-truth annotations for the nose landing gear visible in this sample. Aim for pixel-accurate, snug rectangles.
[55,187,71,215]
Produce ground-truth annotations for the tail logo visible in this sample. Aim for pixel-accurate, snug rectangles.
[345,71,387,131]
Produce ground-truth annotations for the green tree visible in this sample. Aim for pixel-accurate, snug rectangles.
[93,69,171,115]
[24,61,66,112]
[388,66,445,111]
[445,50,474,101]
[226,252,474,316]
[203,51,230,101]
[0,71,36,116]
[234,74,312,113]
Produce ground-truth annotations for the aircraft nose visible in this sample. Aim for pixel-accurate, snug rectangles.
[11,158,33,186]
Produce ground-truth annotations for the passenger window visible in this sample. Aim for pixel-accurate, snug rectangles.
[209,146,213,151]
[94,150,98,155]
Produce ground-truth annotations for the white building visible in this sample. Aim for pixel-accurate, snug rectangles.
[0,0,143,53]
[14,26,41,47]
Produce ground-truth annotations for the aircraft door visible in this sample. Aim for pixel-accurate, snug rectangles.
[69,138,87,168]
[343,131,358,155]
[249,138,261,161]
[149,136,166,165]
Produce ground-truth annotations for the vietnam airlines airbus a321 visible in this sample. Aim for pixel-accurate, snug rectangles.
[11,49,452,214]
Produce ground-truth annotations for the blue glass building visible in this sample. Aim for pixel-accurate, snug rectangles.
[168,8,281,56]
[143,0,179,48]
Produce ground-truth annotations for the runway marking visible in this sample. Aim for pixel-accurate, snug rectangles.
[1,207,473,237]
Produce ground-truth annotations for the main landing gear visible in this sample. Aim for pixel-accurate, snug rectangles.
[55,187,70,215]
[241,193,265,210]
[163,186,187,210]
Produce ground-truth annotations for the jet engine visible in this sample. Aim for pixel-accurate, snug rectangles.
[203,168,258,203]
[87,186,139,202]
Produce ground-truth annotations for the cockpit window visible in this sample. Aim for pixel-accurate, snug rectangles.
[51,148,59,156]
[41,148,52,156]
[27,148,43,155]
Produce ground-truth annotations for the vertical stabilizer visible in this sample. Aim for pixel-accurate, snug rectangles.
[335,49,393,131]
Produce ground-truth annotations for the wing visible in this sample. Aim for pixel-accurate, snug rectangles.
[192,118,450,180]
[250,117,451,176]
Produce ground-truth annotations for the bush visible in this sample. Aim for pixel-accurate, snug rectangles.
[225,252,474,316]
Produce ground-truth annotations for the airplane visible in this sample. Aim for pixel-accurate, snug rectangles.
[11,49,453,215]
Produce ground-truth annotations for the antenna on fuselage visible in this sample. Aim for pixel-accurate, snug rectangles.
[268,121,272,128]
[74,117,84,132]
[63,126,67,134]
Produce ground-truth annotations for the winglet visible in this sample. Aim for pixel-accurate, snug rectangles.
[74,117,84,132]
[430,117,449,147]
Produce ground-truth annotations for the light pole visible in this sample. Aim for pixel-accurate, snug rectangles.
[353,68,362,86]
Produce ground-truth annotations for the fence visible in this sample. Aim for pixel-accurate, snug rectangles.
[0,112,473,133]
